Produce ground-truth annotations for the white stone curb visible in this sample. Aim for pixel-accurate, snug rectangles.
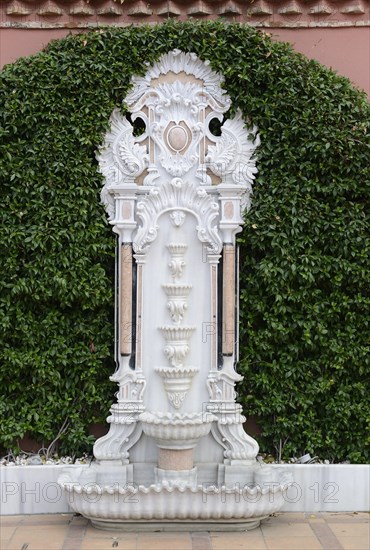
[1,464,369,515]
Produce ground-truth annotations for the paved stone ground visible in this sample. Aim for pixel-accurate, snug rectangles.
[1,513,369,549]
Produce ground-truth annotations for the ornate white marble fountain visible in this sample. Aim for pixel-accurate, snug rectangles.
[58,50,291,530]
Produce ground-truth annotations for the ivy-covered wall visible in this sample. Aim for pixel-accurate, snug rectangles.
[0,21,369,462]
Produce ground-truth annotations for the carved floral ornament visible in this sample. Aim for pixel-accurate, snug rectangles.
[97,49,260,246]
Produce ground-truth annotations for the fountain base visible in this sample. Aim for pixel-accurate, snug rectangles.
[58,463,292,531]
[91,519,265,532]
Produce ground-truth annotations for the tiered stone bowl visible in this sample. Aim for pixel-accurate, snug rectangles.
[139,411,217,449]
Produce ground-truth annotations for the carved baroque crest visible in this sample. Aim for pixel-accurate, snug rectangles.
[97,49,260,245]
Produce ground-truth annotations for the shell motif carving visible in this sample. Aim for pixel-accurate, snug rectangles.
[134,179,222,255]
[126,50,230,106]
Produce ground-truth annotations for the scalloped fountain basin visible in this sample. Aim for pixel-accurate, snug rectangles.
[155,366,199,378]
[139,412,217,449]
[58,467,292,531]
[167,243,188,254]
[162,284,192,297]
[159,325,195,341]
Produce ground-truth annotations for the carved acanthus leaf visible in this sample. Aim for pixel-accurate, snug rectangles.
[166,299,188,324]
[163,344,190,368]
[206,134,237,176]
[168,257,186,280]
[118,134,148,176]
[97,108,148,219]
[206,112,260,194]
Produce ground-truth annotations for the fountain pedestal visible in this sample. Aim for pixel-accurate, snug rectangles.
[58,49,292,529]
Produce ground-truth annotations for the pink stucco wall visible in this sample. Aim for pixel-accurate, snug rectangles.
[274,28,370,97]
[0,27,369,96]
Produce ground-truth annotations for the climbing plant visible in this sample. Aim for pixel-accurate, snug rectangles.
[0,21,369,461]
